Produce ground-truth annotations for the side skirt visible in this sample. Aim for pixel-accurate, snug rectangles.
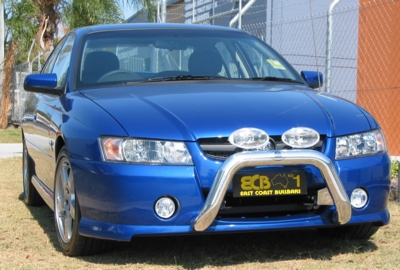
[32,175,54,210]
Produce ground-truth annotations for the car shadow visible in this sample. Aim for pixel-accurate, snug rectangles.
[18,192,61,252]
[20,192,378,268]
[102,231,378,269]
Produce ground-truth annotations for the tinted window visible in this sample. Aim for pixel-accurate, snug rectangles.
[76,29,303,89]
[52,34,75,88]
[42,36,68,74]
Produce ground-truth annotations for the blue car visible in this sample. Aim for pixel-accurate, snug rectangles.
[21,23,390,256]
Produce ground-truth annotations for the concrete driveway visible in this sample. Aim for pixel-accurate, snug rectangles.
[0,144,23,158]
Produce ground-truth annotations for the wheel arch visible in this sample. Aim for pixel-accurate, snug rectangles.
[55,135,66,161]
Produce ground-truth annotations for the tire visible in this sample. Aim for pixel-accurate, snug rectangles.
[22,141,44,206]
[54,146,108,256]
[318,223,379,240]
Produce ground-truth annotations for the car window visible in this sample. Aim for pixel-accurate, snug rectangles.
[41,36,68,74]
[76,29,303,89]
[215,42,240,78]
[116,45,193,73]
[51,34,75,88]
[236,39,298,80]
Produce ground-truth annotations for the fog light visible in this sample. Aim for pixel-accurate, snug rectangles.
[350,188,368,209]
[155,197,176,219]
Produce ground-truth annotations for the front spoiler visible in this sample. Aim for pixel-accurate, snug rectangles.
[78,210,390,241]
[192,150,352,231]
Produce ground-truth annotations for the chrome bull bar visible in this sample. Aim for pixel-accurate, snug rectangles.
[192,150,351,232]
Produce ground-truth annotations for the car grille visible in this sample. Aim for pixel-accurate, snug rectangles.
[202,189,325,218]
[198,136,325,160]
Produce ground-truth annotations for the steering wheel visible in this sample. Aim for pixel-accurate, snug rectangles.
[98,70,142,82]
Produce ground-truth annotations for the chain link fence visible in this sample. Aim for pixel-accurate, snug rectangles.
[10,62,30,125]
[356,0,400,159]
[8,0,399,156]
[242,5,359,101]
[177,0,400,157]
[10,51,43,125]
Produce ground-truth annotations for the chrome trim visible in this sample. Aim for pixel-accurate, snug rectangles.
[317,187,334,205]
[192,150,351,232]
[32,175,54,210]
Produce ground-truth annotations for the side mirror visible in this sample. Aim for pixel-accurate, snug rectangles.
[24,73,63,95]
[301,71,323,89]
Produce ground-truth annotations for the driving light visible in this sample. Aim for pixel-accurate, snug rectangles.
[228,128,269,149]
[155,197,176,219]
[282,127,320,148]
[100,137,193,165]
[335,129,386,159]
[350,188,368,209]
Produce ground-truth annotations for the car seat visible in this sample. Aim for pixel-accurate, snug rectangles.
[188,50,223,76]
[82,51,120,83]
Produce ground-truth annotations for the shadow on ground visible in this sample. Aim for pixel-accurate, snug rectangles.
[20,192,378,269]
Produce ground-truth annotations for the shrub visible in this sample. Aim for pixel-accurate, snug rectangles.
[392,160,399,179]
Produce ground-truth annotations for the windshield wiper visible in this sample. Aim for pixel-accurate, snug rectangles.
[253,76,303,84]
[145,75,228,82]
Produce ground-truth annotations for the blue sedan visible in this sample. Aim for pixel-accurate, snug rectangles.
[21,23,390,256]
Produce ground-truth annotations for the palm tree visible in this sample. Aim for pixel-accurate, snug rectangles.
[1,0,39,128]
[1,0,157,128]
[68,0,125,30]
[34,0,156,52]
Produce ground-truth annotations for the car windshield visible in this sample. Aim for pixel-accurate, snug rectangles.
[76,29,304,89]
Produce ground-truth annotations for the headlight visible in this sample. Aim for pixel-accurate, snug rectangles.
[335,129,386,160]
[100,137,193,165]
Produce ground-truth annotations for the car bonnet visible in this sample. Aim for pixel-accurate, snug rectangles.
[81,82,372,141]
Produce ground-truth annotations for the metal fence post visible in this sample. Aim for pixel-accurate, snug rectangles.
[229,0,256,28]
[156,0,160,23]
[37,52,42,71]
[192,0,195,23]
[161,0,166,23]
[212,0,215,25]
[325,0,342,93]
[238,0,242,29]
[11,80,15,124]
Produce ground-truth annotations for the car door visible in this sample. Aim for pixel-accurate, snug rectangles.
[23,34,75,190]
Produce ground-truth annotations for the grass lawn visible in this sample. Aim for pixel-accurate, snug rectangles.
[0,157,399,269]
[0,127,22,143]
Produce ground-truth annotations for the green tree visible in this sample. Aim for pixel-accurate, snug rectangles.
[68,0,125,30]
[34,0,156,52]
[1,0,157,128]
[1,0,39,128]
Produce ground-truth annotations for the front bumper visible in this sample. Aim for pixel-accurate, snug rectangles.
[79,210,390,241]
[193,150,351,231]
[72,149,390,241]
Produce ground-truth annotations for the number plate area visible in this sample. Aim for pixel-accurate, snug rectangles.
[233,170,307,198]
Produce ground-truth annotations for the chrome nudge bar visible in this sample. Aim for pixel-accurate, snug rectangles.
[192,150,351,232]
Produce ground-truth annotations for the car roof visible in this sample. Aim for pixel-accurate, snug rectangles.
[73,23,246,36]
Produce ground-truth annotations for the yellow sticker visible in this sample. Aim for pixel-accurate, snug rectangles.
[267,59,286,70]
